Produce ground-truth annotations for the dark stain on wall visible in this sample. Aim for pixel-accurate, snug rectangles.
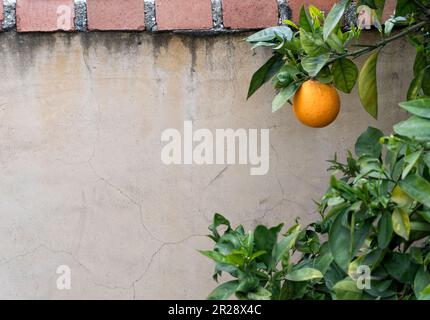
[0,32,57,76]
[150,33,171,60]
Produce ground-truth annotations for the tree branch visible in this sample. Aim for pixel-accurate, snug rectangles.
[327,20,428,65]
[413,0,430,16]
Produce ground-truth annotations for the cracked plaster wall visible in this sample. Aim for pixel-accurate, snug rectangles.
[0,31,412,299]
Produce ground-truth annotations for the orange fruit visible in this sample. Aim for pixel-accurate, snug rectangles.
[293,80,341,128]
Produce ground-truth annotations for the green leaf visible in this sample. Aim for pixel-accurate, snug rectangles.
[424,252,430,267]
[245,231,254,253]
[308,5,324,23]
[247,287,272,300]
[301,53,331,77]
[402,150,423,179]
[236,276,259,294]
[352,220,371,255]
[391,185,413,208]
[250,42,275,50]
[392,208,411,241]
[250,250,266,261]
[272,225,300,267]
[410,247,424,265]
[423,70,430,96]
[325,263,347,291]
[315,65,333,84]
[419,284,430,300]
[314,251,334,275]
[418,210,430,224]
[280,280,308,300]
[399,98,430,119]
[396,0,417,17]
[366,279,396,298]
[383,252,418,284]
[329,212,351,272]
[246,26,293,43]
[348,249,384,279]
[209,213,231,240]
[332,58,359,93]
[407,70,424,101]
[413,51,426,77]
[216,232,242,252]
[272,82,301,112]
[283,19,299,30]
[254,224,283,268]
[358,52,379,119]
[385,15,406,35]
[378,212,393,249]
[299,5,313,32]
[324,0,351,41]
[355,127,384,158]
[411,221,430,232]
[225,251,246,266]
[300,28,328,56]
[332,278,363,300]
[394,116,430,142]
[326,32,345,54]
[199,250,226,264]
[399,174,430,207]
[286,268,323,282]
[276,65,301,85]
[296,230,320,254]
[247,55,284,99]
[208,280,239,300]
[384,18,396,36]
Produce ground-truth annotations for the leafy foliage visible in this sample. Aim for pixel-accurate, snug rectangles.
[200,1,430,301]
[358,52,379,118]
[246,3,362,113]
[246,1,430,119]
[201,99,430,300]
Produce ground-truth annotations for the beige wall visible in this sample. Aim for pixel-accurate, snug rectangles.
[0,32,412,299]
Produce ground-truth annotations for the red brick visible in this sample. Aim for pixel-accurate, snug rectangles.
[290,0,338,23]
[0,2,3,31]
[382,1,396,22]
[156,0,213,30]
[16,0,75,32]
[87,0,145,31]
[223,0,279,29]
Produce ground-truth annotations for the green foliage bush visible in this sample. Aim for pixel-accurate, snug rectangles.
[201,98,430,300]
[200,1,430,300]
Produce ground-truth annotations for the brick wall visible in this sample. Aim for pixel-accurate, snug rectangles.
[0,0,396,32]
[0,1,3,30]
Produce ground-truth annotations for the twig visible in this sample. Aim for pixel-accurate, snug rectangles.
[413,0,430,16]
[327,20,428,65]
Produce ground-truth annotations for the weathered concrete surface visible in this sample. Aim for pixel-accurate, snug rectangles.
[0,31,412,299]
